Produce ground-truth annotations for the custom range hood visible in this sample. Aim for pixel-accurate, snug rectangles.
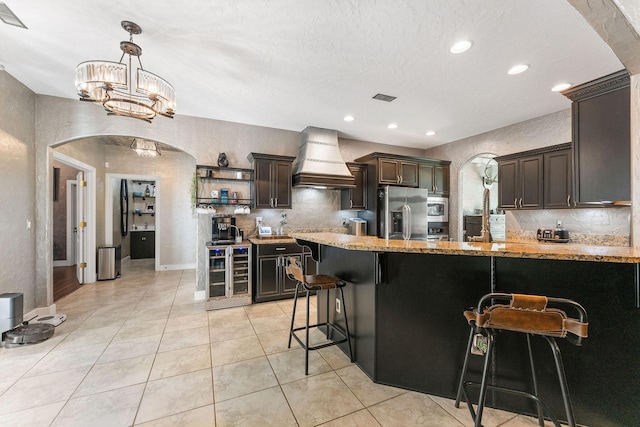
[292,126,355,188]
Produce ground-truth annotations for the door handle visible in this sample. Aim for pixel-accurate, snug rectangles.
[270,197,274,208]
[375,252,384,285]
[350,200,353,209]
[519,198,523,209]
[567,195,571,207]
[514,198,517,208]
[274,198,278,208]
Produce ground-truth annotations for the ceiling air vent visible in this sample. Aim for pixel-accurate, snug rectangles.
[372,93,397,102]
[0,2,27,29]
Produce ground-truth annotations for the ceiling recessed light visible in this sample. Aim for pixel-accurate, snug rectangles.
[449,40,473,54]
[425,130,436,136]
[344,115,355,122]
[387,123,398,129]
[551,83,571,92]
[508,64,529,75]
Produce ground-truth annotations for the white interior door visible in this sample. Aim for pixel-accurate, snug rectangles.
[66,180,77,267]
[76,171,86,284]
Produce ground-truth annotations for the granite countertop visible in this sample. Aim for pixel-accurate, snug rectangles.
[248,236,297,245]
[288,232,640,263]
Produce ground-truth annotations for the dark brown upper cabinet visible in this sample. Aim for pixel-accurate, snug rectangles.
[419,162,450,195]
[561,70,630,206]
[354,153,450,191]
[497,154,543,210]
[248,153,296,209]
[341,163,368,210]
[378,158,419,187]
[544,147,573,209]
[497,143,573,210]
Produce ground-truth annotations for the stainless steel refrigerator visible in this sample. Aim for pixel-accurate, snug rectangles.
[377,186,429,240]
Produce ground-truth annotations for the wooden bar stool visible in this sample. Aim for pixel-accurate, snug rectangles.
[285,256,353,375]
[455,293,588,427]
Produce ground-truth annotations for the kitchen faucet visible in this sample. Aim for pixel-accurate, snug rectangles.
[468,188,492,243]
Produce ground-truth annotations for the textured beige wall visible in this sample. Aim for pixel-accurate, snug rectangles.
[0,71,37,310]
[32,95,428,298]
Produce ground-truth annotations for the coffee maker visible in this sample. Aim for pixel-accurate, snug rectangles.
[212,215,236,244]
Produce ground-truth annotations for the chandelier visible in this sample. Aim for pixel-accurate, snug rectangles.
[130,138,161,157]
[75,21,175,123]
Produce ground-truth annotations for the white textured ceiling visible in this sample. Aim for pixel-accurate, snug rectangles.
[0,0,623,149]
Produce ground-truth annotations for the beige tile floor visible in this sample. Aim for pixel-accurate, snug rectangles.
[0,259,564,426]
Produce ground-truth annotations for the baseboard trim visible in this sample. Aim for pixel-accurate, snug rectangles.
[159,263,196,271]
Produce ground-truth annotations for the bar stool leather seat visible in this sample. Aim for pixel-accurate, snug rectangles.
[285,256,353,375]
[455,292,588,427]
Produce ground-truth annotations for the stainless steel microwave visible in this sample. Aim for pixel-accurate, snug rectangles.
[427,196,448,223]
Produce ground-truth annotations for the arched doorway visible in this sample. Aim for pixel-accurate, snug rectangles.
[458,153,499,242]
[50,135,197,300]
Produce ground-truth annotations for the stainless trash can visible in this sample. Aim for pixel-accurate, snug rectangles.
[97,245,121,280]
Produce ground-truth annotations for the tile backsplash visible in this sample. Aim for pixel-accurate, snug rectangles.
[506,207,631,246]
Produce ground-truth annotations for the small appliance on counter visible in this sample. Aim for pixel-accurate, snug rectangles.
[212,214,237,244]
[537,220,569,243]
[349,218,367,236]
[258,226,272,237]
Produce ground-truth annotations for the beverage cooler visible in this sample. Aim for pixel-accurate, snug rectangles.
[206,243,252,310]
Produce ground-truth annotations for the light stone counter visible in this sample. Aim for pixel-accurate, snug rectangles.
[248,236,297,245]
[288,232,640,263]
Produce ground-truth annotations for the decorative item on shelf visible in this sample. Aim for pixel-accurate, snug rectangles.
[230,191,239,204]
[145,185,150,197]
[130,139,161,157]
[218,152,229,168]
[133,191,142,197]
[210,190,218,204]
[220,188,229,204]
[75,20,175,123]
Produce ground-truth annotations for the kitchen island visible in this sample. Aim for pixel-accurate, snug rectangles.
[288,232,640,427]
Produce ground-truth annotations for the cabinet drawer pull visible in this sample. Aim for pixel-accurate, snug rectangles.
[275,247,287,251]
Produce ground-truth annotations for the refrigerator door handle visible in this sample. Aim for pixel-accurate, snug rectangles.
[383,186,390,240]
[403,204,412,240]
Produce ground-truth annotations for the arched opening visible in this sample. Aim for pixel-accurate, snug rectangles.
[458,153,502,242]
[50,135,197,300]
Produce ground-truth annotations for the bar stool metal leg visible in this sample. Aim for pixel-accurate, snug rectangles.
[288,282,300,349]
[474,331,495,427]
[545,336,577,427]
[526,334,545,427]
[305,289,311,375]
[455,327,476,408]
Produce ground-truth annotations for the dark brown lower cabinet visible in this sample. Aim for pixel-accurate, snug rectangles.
[130,231,155,259]
[253,243,316,302]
